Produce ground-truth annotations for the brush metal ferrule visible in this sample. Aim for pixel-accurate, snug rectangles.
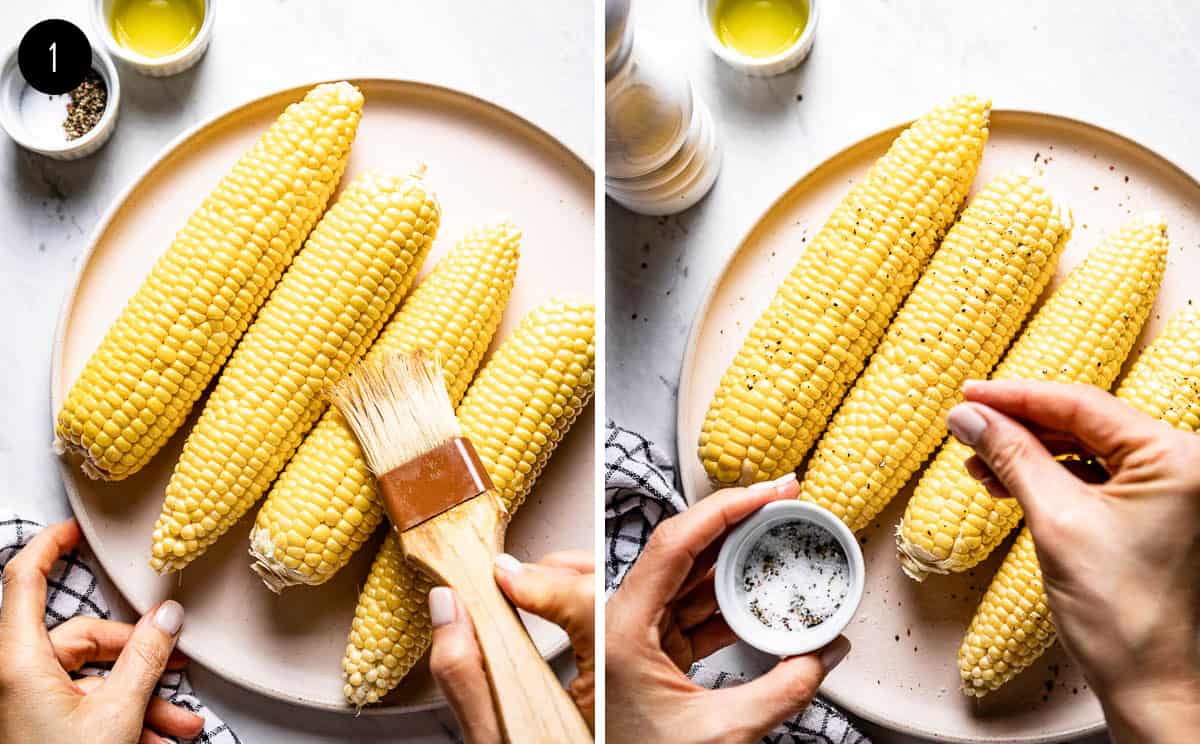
[378,436,495,530]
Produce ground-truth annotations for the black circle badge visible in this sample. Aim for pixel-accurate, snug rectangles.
[18,19,92,95]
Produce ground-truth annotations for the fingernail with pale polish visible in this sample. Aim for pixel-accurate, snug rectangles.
[772,471,799,496]
[818,637,851,671]
[429,587,456,628]
[947,404,987,447]
[153,600,184,636]
[747,471,797,494]
[495,553,524,575]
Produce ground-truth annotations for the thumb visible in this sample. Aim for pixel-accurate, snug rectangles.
[715,636,851,740]
[95,601,183,706]
[946,402,1084,528]
[428,588,501,744]
[494,554,593,651]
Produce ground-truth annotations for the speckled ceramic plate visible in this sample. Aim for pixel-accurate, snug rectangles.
[677,110,1200,742]
[52,79,594,714]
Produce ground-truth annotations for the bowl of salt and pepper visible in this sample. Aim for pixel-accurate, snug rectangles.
[0,25,120,160]
[0,1,212,159]
[715,496,865,657]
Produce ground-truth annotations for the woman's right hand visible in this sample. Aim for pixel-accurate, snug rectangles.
[428,550,595,744]
[946,380,1200,743]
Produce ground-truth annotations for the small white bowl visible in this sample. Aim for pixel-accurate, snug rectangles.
[714,499,864,657]
[0,39,121,160]
[699,0,819,77]
[91,0,214,77]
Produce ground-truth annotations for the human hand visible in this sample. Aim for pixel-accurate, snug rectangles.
[947,380,1200,742]
[428,550,594,744]
[0,519,203,744]
[605,475,851,744]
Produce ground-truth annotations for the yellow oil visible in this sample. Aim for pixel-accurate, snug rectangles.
[714,0,809,59]
[109,0,205,58]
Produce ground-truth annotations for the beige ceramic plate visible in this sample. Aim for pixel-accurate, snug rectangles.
[52,79,594,714]
[677,110,1200,742]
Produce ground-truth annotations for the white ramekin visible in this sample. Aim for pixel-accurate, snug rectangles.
[699,0,820,78]
[91,0,214,77]
[714,499,864,657]
[0,39,121,160]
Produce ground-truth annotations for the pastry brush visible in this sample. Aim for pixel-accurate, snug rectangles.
[328,350,591,743]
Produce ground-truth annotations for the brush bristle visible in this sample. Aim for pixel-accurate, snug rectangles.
[326,351,461,475]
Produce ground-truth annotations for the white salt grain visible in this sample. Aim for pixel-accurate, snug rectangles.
[739,520,850,631]
[19,84,70,145]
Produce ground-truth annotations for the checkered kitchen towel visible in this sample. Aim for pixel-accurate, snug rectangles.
[0,516,239,744]
[605,425,870,744]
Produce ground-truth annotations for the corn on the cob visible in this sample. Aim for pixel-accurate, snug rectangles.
[698,96,990,486]
[1117,309,1200,430]
[959,307,1200,697]
[897,216,1168,580]
[799,172,1070,533]
[55,82,364,481]
[149,170,440,573]
[958,525,1048,698]
[342,299,595,706]
[248,222,521,591]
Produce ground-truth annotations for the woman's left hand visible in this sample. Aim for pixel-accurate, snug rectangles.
[0,519,204,744]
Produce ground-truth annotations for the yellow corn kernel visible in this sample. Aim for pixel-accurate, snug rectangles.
[959,307,1200,697]
[799,172,1070,532]
[249,221,521,591]
[55,82,363,480]
[699,95,990,486]
[149,170,440,573]
[342,298,594,706]
[897,215,1168,580]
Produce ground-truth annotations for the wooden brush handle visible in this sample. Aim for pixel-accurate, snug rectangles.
[403,494,592,744]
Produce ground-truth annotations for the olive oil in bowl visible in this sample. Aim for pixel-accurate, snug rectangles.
[713,0,809,59]
[109,0,205,58]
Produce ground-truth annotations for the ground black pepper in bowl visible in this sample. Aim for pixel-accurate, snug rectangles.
[64,70,107,141]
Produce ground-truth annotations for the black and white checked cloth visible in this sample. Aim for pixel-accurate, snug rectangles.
[605,424,870,744]
[0,516,240,744]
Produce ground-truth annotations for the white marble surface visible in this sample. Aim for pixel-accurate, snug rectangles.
[0,1,591,742]
[606,0,1200,742]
